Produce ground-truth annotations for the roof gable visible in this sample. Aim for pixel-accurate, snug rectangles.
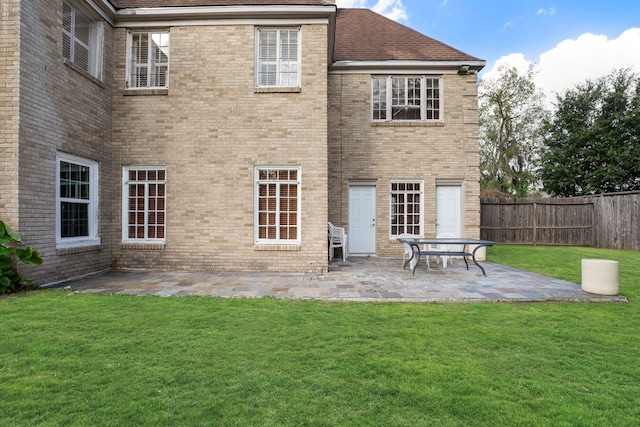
[333,8,482,63]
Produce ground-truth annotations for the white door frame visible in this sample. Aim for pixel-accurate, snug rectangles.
[435,184,463,237]
[348,182,377,255]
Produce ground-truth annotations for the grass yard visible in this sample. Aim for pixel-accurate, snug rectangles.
[1,246,639,426]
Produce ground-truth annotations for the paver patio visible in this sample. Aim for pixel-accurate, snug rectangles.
[54,257,628,303]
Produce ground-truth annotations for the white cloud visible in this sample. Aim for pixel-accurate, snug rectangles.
[483,53,533,79]
[501,21,513,31]
[536,29,640,100]
[335,0,408,22]
[537,7,556,16]
[335,0,368,7]
[372,0,408,22]
[483,28,640,106]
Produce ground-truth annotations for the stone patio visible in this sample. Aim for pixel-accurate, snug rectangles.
[54,257,628,303]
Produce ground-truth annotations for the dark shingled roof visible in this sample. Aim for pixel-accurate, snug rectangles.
[109,0,331,7]
[334,8,481,62]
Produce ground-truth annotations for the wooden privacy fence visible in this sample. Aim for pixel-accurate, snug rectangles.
[480,192,640,250]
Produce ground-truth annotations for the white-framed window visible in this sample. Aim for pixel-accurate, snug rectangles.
[122,167,166,243]
[56,153,100,248]
[256,27,300,87]
[126,31,170,89]
[390,181,424,236]
[372,76,442,121]
[255,167,301,244]
[62,1,104,79]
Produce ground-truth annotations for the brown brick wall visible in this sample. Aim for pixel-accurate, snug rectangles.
[7,0,114,284]
[111,23,329,273]
[328,72,481,258]
[0,0,21,228]
[5,2,482,279]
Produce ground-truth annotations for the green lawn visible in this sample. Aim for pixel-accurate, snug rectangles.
[1,246,639,426]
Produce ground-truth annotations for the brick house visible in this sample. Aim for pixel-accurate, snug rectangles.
[0,0,484,284]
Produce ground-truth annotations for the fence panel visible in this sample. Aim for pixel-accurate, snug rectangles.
[480,200,534,243]
[534,201,594,246]
[593,193,640,250]
[480,198,594,246]
[481,192,640,250]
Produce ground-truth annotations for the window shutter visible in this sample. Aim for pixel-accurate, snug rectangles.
[73,9,91,71]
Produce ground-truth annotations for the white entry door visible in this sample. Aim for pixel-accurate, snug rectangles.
[348,185,376,255]
[436,185,462,237]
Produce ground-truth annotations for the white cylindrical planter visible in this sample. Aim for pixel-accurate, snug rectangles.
[582,259,619,295]
[467,245,486,261]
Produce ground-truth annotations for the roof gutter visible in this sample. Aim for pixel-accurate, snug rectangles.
[89,0,118,26]
[114,5,336,27]
[330,60,486,74]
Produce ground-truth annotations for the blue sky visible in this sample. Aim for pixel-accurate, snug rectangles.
[404,1,639,68]
[336,0,640,102]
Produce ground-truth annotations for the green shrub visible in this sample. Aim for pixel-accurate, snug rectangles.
[0,220,42,294]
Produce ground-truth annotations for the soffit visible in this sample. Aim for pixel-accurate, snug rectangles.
[108,0,331,7]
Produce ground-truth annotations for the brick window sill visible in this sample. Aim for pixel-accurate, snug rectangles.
[63,59,104,88]
[371,121,445,127]
[122,89,169,96]
[56,244,101,256]
[254,87,301,94]
[254,244,301,251]
[121,243,166,250]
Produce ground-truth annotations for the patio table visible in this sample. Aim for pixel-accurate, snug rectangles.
[397,237,495,276]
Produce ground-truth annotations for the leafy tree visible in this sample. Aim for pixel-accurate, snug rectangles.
[0,220,43,294]
[479,65,548,197]
[541,69,640,196]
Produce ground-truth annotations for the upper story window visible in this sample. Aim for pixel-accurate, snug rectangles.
[126,31,170,89]
[62,1,104,79]
[372,76,442,121]
[256,28,300,87]
[56,153,100,248]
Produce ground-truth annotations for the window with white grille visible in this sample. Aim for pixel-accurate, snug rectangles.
[390,181,424,236]
[123,167,166,242]
[126,31,170,89]
[56,154,100,248]
[255,167,301,243]
[256,28,300,87]
[62,1,104,78]
[372,76,441,121]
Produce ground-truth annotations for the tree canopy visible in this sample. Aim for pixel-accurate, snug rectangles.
[541,69,640,196]
[479,65,547,197]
